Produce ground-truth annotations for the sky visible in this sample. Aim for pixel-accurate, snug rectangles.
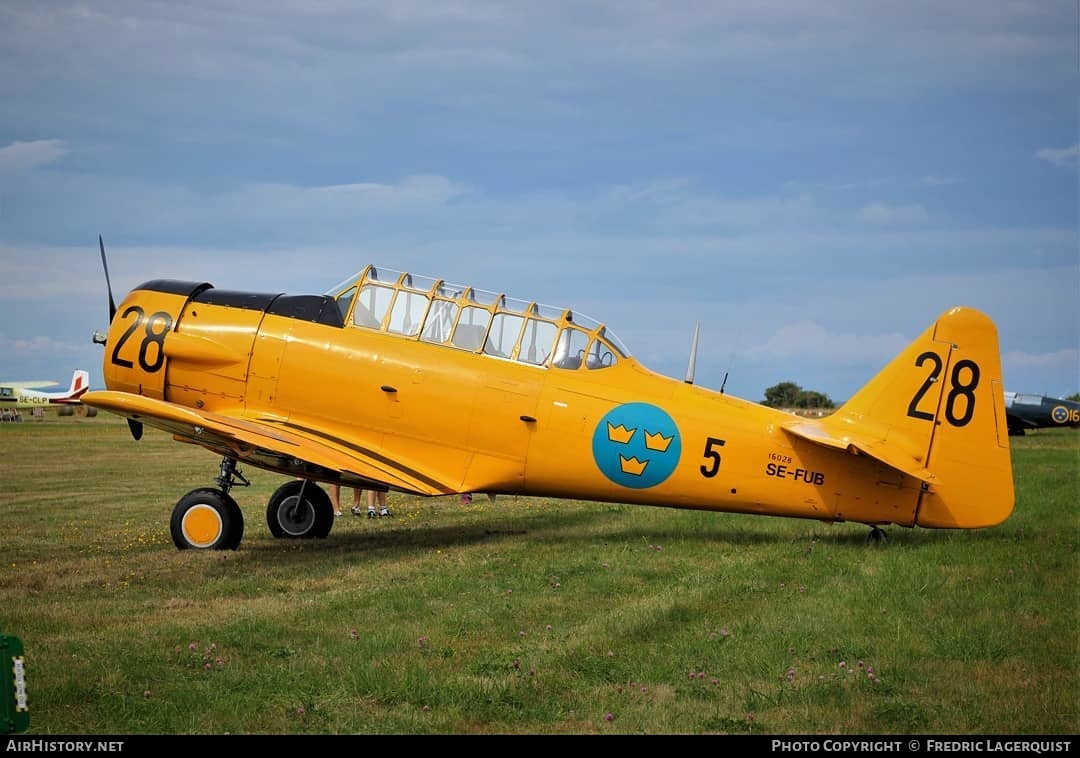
[0,1,1076,403]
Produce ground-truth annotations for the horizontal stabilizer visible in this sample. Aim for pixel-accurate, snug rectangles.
[781,420,934,483]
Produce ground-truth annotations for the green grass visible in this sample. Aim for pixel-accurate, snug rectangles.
[2,416,1077,734]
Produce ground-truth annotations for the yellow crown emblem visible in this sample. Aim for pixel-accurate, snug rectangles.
[644,430,673,452]
[619,455,648,476]
[607,423,636,444]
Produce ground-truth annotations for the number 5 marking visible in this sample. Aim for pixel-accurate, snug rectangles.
[700,436,726,478]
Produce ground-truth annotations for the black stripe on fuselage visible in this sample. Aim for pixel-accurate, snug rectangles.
[193,288,279,310]
[135,280,344,328]
[273,420,453,494]
[136,280,214,298]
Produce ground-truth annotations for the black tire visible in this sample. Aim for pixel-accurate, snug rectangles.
[221,493,244,549]
[170,488,244,550]
[84,407,98,417]
[265,480,334,539]
[57,406,74,416]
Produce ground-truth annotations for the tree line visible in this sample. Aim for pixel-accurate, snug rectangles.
[762,386,1079,409]
[760,381,835,409]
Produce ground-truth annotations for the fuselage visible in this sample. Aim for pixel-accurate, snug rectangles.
[99,268,928,529]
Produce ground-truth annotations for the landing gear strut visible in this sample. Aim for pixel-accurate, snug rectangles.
[215,456,250,493]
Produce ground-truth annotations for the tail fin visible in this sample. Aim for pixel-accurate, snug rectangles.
[818,307,1014,528]
[57,370,90,402]
[784,307,1014,528]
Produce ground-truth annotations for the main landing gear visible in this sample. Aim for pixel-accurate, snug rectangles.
[169,457,335,550]
[866,526,888,544]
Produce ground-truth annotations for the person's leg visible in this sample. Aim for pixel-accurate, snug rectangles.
[330,484,342,515]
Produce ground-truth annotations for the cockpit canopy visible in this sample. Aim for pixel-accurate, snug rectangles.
[325,266,632,371]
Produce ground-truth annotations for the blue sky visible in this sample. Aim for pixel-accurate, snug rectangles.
[1,1,1076,403]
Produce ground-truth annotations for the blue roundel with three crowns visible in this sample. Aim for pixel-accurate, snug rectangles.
[592,402,682,489]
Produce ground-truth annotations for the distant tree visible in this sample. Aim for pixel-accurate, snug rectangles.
[762,381,835,409]
[762,381,803,408]
[798,390,835,409]
[1068,392,1080,402]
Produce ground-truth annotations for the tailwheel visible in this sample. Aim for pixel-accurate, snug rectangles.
[266,480,334,539]
[867,526,888,544]
[170,488,244,550]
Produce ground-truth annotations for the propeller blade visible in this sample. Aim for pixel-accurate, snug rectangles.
[128,419,143,441]
[99,235,117,321]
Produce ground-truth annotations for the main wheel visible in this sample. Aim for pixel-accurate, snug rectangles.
[170,488,244,550]
[266,480,334,539]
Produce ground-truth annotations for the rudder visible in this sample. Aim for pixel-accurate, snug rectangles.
[70,369,90,397]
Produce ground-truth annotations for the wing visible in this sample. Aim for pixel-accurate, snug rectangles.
[1,381,59,389]
[1005,410,1039,430]
[80,390,457,496]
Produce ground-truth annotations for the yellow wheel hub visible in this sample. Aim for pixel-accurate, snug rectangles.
[181,504,223,548]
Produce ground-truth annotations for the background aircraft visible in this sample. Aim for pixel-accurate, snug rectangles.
[0,370,91,421]
[1003,391,1080,435]
[82,240,1014,551]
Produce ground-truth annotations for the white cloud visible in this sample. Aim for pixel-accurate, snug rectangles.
[230,175,470,214]
[1,0,1073,115]
[1035,144,1079,168]
[1003,347,1080,370]
[921,175,962,186]
[745,321,909,364]
[0,333,83,355]
[1001,347,1080,396]
[857,203,929,225]
[0,140,66,172]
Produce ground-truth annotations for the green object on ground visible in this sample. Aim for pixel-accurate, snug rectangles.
[0,633,29,734]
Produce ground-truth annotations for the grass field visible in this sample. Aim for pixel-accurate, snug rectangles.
[2,415,1077,735]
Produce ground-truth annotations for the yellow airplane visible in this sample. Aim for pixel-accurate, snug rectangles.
[82,237,1014,551]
